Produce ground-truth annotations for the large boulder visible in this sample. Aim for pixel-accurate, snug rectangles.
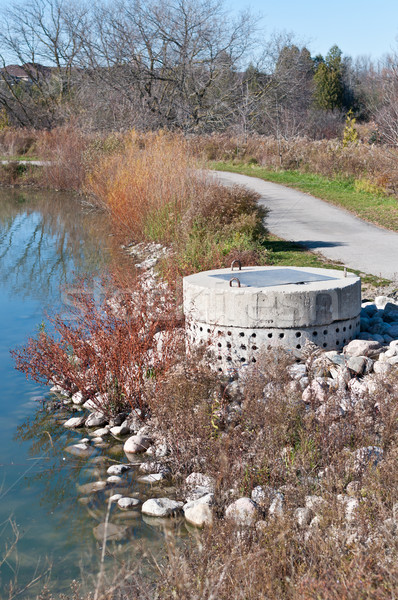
[141,498,183,517]
[383,302,398,323]
[85,411,107,428]
[344,339,382,358]
[185,503,213,528]
[124,434,153,455]
[225,497,258,526]
[63,416,86,428]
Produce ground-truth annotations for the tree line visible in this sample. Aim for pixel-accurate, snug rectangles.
[0,0,397,143]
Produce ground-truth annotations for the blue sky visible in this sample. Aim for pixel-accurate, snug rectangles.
[0,0,397,62]
[231,0,398,61]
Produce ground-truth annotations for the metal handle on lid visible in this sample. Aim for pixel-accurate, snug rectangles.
[231,259,242,271]
[229,277,241,287]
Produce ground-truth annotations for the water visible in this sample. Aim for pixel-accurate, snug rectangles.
[0,190,182,598]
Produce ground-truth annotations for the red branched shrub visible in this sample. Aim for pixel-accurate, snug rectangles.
[12,274,183,417]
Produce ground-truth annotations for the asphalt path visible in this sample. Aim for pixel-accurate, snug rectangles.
[213,170,398,281]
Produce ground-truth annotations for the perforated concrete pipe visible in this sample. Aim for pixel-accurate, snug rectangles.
[183,265,361,371]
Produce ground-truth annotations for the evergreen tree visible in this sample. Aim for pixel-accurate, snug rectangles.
[313,45,344,110]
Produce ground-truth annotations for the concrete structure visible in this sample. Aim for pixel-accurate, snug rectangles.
[183,265,361,371]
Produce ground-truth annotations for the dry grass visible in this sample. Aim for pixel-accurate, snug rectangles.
[84,131,269,282]
[194,133,398,197]
[85,131,201,244]
[70,346,398,600]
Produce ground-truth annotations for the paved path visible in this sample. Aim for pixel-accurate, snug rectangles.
[1,160,51,166]
[213,170,398,281]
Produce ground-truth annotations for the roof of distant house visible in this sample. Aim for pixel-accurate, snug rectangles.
[0,63,52,79]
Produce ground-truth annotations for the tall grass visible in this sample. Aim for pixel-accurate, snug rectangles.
[194,133,398,197]
[86,132,201,244]
[85,131,269,280]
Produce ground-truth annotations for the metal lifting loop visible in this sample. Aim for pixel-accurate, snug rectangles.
[231,259,242,271]
[229,277,241,288]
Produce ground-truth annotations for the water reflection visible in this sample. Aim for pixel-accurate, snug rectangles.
[0,189,111,301]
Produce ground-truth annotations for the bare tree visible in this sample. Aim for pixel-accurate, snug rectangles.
[0,0,89,127]
[73,0,260,131]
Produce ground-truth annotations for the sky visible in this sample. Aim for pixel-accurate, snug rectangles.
[0,0,397,63]
[230,0,398,61]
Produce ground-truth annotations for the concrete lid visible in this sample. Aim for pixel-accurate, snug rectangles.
[183,266,359,292]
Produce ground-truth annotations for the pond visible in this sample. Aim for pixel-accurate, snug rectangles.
[0,189,182,598]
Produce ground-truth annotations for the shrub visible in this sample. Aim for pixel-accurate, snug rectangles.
[12,273,183,417]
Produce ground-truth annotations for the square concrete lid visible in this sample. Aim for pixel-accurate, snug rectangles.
[209,268,336,288]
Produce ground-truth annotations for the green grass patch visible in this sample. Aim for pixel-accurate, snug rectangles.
[211,161,398,232]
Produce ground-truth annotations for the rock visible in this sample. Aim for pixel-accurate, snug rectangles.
[374,361,392,375]
[288,364,307,380]
[352,446,383,475]
[385,347,397,358]
[109,494,123,503]
[110,424,131,436]
[90,427,110,437]
[141,498,183,517]
[92,437,105,444]
[251,485,277,508]
[393,503,398,522]
[109,412,126,427]
[83,399,98,410]
[360,318,371,332]
[71,391,85,405]
[346,481,361,497]
[225,497,258,526]
[344,339,382,357]
[107,464,131,476]
[251,486,268,506]
[107,475,123,484]
[375,296,391,310]
[185,486,214,503]
[338,495,359,522]
[124,434,153,455]
[294,507,312,527]
[154,442,169,457]
[183,493,214,513]
[388,356,398,365]
[50,384,68,395]
[137,473,168,484]
[268,493,284,517]
[139,461,164,474]
[383,302,398,323]
[349,379,370,396]
[185,503,213,528]
[93,522,127,541]
[361,303,377,317]
[64,416,86,428]
[185,473,215,491]
[385,324,398,338]
[305,495,327,514]
[64,443,95,458]
[346,356,373,376]
[86,412,107,428]
[302,381,327,405]
[78,481,108,494]
[327,353,347,367]
[117,497,141,509]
